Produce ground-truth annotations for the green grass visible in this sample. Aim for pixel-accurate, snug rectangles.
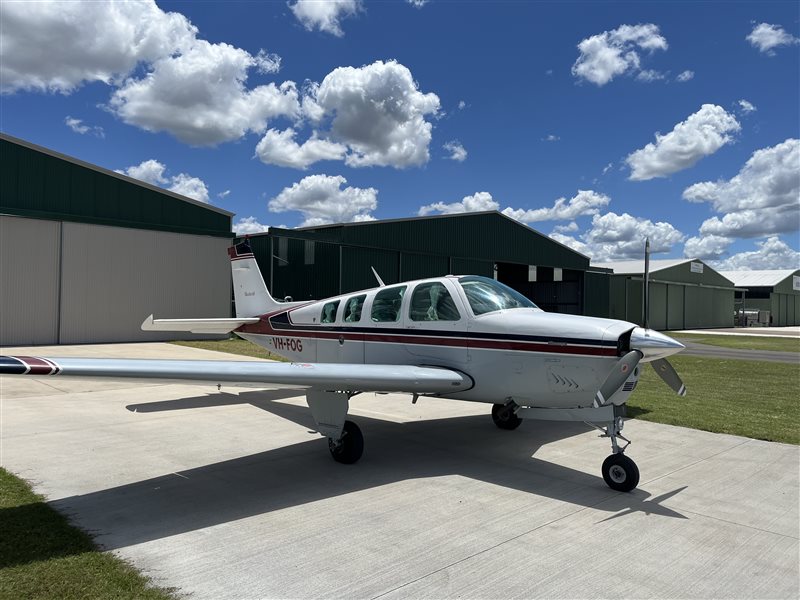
[628,355,799,444]
[672,332,800,353]
[171,337,287,361]
[0,468,176,600]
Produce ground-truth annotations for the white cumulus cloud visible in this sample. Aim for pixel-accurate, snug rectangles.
[684,235,732,260]
[234,216,270,235]
[712,237,800,271]
[302,60,440,168]
[269,174,377,226]
[636,69,665,82]
[418,192,499,216]
[443,140,467,162]
[683,138,800,239]
[553,212,684,262]
[65,116,104,137]
[502,190,610,223]
[407,0,429,7]
[572,23,668,86]
[676,70,694,82]
[289,0,361,37]
[737,99,757,114]
[746,23,800,55]
[418,190,610,225]
[0,0,196,94]
[109,40,299,146]
[626,104,740,180]
[255,128,347,169]
[117,159,209,203]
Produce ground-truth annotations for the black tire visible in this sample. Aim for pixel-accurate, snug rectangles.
[491,403,522,430]
[328,420,364,464]
[602,454,640,492]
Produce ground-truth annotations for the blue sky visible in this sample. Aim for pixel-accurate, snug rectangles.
[1,0,798,270]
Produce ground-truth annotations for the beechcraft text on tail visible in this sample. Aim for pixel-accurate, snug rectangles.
[1,238,686,492]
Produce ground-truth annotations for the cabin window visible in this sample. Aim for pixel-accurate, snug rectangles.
[321,300,340,324]
[409,282,460,321]
[343,295,366,323]
[459,276,538,315]
[371,286,407,322]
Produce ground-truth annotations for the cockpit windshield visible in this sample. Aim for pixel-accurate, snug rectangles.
[458,276,539,315]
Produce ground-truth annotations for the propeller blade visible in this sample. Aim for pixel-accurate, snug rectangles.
[651,358,687,396]
[593,350,642,408]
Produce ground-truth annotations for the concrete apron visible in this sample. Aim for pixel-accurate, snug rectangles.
[1,343,798,599]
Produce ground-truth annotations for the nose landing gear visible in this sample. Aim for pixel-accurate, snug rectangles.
[598,415,639,492]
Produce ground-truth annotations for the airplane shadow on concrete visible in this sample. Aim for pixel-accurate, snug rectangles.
[27,389,686,559]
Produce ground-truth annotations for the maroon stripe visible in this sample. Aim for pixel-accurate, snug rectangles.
[241,322,616,357]
[17,356,58,375]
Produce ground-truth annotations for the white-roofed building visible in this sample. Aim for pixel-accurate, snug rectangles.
[593,258,736,330]
[719,270,800,326]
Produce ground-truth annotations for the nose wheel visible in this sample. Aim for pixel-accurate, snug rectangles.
[602,453,639,492]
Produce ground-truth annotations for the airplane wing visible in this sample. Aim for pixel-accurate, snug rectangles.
[0,355,472,394]
[141,315,260,334]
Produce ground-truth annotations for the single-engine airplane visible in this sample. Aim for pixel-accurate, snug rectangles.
[0,238,686,492]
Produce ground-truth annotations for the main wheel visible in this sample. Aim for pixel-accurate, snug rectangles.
[328,420,364,464]
[491,403,522,430]
[601,453,640,492]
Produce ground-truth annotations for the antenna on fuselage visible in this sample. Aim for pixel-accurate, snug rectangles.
[371,266,386,287]
[643,237,650,329]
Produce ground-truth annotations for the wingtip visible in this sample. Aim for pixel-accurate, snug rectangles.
[140,314,155,331]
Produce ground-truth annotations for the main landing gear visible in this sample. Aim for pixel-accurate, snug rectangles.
[328,420,364,464]
[492,402,522,430]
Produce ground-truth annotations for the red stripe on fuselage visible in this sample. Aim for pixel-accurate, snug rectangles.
[237,313,618,357]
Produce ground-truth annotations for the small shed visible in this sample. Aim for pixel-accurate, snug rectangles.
[595,258,736,330]
[719,270,800,326]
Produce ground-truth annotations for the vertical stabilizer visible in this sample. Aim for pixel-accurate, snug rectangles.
[228,240,281,317]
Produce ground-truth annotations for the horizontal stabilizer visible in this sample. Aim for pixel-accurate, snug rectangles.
[141,314,260,334]
[0,356,472,394]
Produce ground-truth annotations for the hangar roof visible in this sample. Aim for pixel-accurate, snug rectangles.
[1,133,233,237]
[262,211,591,270]
[719,270,798,288]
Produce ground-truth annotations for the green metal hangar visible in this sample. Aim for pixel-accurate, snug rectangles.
[720,270,800,326]
[238,212,611,316]
[594,258,736,330]
[0,133,233,345]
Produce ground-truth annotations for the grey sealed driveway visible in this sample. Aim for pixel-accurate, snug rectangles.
[1,343,798,599]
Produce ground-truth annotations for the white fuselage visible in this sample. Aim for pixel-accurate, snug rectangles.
[236,275,649,410]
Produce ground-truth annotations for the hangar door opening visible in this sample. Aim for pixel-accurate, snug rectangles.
[496,262,583,314]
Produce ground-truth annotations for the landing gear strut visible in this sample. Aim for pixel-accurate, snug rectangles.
[598,416,639,492]
[328,420,364,464]
[492,402,522,430]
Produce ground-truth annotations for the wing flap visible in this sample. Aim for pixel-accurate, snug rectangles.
[0,356,471,394]
[141,314,260,334]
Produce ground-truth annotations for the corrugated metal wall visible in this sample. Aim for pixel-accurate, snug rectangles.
[0,216,61,345]
[1,216,231,345]
[607,275,734,330]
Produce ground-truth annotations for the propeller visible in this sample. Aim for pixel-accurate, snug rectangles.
[593,349,643,407]
[651,358,686,396]
[639,236,687,398]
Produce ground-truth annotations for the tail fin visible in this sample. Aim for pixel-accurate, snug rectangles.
[228,239,282,317]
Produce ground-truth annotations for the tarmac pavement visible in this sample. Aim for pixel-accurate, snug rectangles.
[1,343,798,599]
